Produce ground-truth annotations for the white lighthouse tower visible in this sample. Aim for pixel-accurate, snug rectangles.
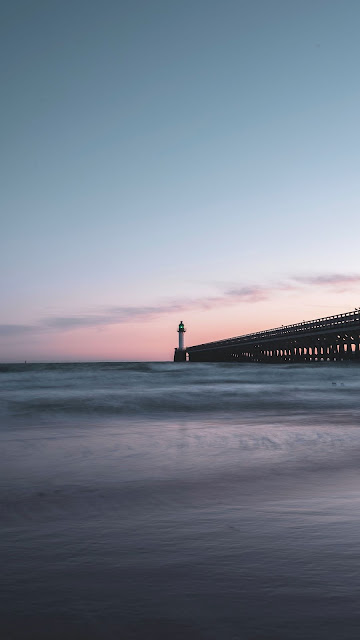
[178,320,186,350]
[174,321,187,361]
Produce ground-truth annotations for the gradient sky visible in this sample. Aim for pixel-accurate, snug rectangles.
[1,0,360,361]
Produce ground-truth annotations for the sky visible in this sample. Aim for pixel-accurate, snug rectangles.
[1,0,360,361]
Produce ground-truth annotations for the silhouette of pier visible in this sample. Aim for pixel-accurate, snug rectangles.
[186,309,360,362]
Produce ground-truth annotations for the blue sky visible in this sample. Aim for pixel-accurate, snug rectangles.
[1,0,360,360]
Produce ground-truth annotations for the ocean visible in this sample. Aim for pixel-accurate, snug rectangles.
[1,362,360,639]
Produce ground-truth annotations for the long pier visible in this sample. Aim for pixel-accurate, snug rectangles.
[186,309,360,363]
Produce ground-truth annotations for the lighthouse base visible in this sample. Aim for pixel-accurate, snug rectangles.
[174,348,187,362]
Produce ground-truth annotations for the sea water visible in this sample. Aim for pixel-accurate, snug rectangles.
[1,362,360,639]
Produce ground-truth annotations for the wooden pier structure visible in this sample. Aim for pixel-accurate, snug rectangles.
[186,309,360,363]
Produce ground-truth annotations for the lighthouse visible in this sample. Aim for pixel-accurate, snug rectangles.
[174,321,187,362]
[178,320,186,350]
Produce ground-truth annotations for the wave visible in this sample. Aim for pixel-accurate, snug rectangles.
[1,362,360,424]
[4,387,360,422]
[0,362,174,374]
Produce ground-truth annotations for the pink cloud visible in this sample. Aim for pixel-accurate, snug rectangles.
[293,274,360,292]
[1,272,360,341]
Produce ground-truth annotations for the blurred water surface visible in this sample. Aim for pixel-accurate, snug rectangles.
[1,362,360,639]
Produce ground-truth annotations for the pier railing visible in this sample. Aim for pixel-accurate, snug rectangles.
[188,309,360,352]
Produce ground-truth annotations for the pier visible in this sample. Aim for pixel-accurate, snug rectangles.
[185,309,360,363]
